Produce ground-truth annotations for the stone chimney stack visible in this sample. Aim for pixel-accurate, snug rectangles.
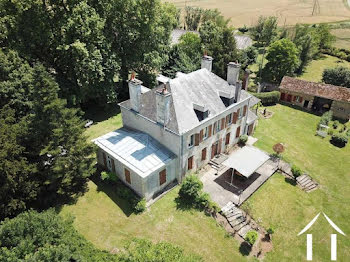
[128,73,142,112]
[235,81,242,103]
[227,62,241,85]
[156,83,172,126]
[201,55,213,72]
[242,69,251,91]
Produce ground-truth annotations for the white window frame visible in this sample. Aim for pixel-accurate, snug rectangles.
[296,96,302,103]
[203,126,209,140]
[188,134,194,148]
[227,114,233,125]
[239,108,244,119]
[216,120,221,132]
[107,155,112,171]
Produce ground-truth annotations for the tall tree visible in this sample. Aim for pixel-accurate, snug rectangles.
[185,6,203,31]
[250,16,278,46]
[0,0,118,105]
[0,49,95,218]
[200,21,238,79]
[292,24,319,74]
[0,106,37,219]
[322,67,350,88]
[263,39,300,83]
[103,0,177,96]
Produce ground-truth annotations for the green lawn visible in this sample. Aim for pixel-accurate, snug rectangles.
[61,104,350,261]
[298,54,350,82]
[243,104,350,261]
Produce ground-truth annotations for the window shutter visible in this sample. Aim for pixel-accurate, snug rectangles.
[243,105,248,117]
[201,148,207,161]
[225,133,231,145]
[221,118,225,130]
[208,125,212,137]
[125,169,131,184]
[226,115,229,125]
[300,97,303,103]
[195,133,200,146]
[237,108,241,117]
[199,129,204,142]
[233,112,238,124]
[159,169,166,186]
[235,126,241,138]
[102,152,107,167]
[188,156,193,170]
[293,96,297,102]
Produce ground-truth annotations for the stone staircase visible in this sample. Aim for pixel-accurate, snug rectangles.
[221,202,252,238]
[296,174,318,193]
[209,154,229,175]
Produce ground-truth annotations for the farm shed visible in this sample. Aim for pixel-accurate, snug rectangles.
[94,128,177,200]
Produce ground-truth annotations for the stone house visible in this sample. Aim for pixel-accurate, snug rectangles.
[280,76,350,120]
[94,56,259,201]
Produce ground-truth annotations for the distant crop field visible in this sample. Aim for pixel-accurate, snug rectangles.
[331,28,350,49]
[165,0,350,27]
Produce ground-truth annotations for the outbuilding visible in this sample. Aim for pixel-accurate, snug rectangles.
[94,128,177,200]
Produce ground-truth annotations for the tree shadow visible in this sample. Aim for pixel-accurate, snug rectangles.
[90,173,135,217]
[239,242,252,256]
[81,102,121,123]
[284,177,297,186]
[174,196,194,211]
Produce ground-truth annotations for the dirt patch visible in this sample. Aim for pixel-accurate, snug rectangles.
[214,212,273,259]
[259,109,274,119]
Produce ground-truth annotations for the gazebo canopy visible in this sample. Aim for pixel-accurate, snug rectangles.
[223,146,270,178]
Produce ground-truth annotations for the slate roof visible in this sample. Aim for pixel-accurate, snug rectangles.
[120,68,256,134]
[94,128,175,177]
[234,35,253,50]
[280,76,350,102]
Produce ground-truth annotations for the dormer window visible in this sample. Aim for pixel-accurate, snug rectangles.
[219,91,235,107]
[193,103,209,122]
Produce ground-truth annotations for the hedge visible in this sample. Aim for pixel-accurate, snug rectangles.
[251,91,280,105]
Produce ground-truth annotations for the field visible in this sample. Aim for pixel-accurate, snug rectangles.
[331,28,350,49]
[165,0,350,27]
[298,54,350,82]
[243,104,350,261]
[61,104,350,261]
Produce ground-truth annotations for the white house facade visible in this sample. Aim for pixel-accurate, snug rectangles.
[94,56,260,201]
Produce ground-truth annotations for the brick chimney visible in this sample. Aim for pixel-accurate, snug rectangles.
[156,83,171,126]
[201,55,213,72]
[242,69,251,91]
[128,72,142,112]
[227,62,240,85]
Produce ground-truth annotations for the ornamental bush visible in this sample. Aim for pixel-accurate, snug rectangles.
[331,133,348,147]
[178,175,203,203]
[239,135,249,145]
[251,91,280,105]
[291,164,303,177]
[245,230,258,246]
[134,198,146,213]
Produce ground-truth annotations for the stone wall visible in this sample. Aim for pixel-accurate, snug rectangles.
[331,100,350,120]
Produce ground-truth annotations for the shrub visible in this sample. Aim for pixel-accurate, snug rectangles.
[291,164,303,177]
[196,192,211,209]
[267,227,275,235]
[328,129,334,136]
[100,171,118,182]
[347,129,350,137]
[318,111,333,128]
[134,198,146,213]
[101,171,109,181]
[333,120,340,129]
[245,231,258,246]
[239,135,249,145]
[251,91,280,106]
[331,133,348,147]
[178,175,203,203]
